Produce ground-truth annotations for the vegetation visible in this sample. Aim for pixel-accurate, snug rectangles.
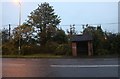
[1,2,120,57]
[2,54,63,58]
[2,2,71,56]
[83,24,120,56]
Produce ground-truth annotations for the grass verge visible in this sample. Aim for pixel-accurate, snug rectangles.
[2,54,64,58]
[2,54,118,58]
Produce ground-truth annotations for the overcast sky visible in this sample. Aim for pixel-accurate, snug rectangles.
[1,0,118,33]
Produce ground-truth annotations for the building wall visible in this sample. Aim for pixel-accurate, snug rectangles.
[88,41,93,56]
[72,42,77,56]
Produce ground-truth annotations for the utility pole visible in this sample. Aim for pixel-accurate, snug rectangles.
[8,24,11,40]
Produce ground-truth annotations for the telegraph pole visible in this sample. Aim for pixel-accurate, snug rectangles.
[8,24,11,40]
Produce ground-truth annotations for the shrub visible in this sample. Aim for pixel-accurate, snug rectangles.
[45,42,59,53]
[21,45,32,55]
[21,45,42,55]
[55,44,72,55]
[95,49,109,56]
[2,42,18,55]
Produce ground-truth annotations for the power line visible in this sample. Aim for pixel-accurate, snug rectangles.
[2,24,18,27]
[59,22,118,26]
[1,22,118,29]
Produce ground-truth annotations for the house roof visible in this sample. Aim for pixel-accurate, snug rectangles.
[71,34,93,42]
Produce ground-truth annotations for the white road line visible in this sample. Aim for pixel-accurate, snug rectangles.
[50,65,119,68]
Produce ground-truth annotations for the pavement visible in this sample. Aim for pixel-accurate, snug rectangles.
[2,58,119,77]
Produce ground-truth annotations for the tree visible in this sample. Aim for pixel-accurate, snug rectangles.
[53,29,68,44]
[83,25,107,55]
[67,24,76,35]
[13,23,34,45]
[1,28,18,55]
[107,33,120,55]
[2,28,9,44]
[26,2,61,46]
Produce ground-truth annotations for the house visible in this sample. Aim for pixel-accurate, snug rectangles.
[71,34,93,56]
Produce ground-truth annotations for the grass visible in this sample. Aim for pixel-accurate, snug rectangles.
[2,55,118,59]
[2,53,118,58]
[2,54,64,58]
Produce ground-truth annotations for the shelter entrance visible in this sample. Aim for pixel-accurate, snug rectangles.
[77,41,88,56]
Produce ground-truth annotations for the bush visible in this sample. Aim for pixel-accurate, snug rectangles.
[45,42,59,53]
[43,42,72,55]
[55,44,72,55]
[21,45,42,55]
[2,42,18,55]
[95,49,109,56]
[21,45,32,55]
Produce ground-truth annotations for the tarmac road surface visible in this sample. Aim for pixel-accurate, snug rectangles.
[2,58,119,77]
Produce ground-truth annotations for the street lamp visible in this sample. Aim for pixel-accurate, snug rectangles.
[13,0,21,55]
[18,1,21,55]
[18,1,21,27]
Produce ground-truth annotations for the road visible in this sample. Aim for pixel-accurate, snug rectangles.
[2,58,119,77]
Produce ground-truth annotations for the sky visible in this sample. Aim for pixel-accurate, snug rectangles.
[1,0,119,33]
[118,1,120,33]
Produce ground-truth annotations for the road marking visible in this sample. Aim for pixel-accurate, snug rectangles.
[50,65,119,68]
